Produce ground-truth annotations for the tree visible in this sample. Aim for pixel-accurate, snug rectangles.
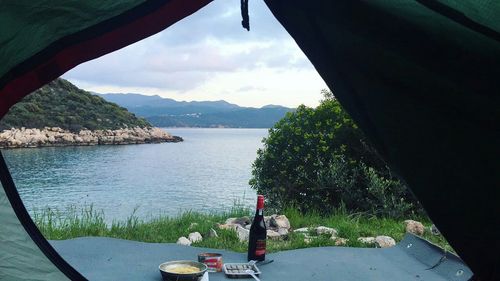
[250,90,421,217]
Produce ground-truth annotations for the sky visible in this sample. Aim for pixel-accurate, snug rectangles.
[63,1,329,108]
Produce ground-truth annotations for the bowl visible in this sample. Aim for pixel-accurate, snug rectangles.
[159,260,208,281]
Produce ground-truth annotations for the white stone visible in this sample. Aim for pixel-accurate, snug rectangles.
[375,236,396,248]
[236,225,250,242]
[293,227,310,234]
[358,237,376,244]
[176,237,192,246]
[316,226,338,236]
[188,232,203,243]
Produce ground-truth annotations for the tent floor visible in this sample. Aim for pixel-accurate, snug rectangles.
[50,234,472,281]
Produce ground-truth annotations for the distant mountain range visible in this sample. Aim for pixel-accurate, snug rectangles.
[96,93,294,128]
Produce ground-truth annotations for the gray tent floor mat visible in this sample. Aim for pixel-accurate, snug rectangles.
[50,234,472,281]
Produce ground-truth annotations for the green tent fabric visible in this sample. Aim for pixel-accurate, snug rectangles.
[264,0,499,279]
[0,0,498,280]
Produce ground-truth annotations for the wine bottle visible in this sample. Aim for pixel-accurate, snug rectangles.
[248,195,266,261]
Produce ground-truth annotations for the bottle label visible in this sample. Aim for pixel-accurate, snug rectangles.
[255,239,266,256]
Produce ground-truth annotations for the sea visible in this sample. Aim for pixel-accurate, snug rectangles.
[2,128,267,222]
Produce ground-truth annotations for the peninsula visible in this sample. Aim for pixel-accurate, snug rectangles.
[0,78,182,148]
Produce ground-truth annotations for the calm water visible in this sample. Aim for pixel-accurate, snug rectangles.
[3,128,267,221]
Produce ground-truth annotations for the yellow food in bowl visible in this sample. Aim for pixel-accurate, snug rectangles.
[168,265,200,274]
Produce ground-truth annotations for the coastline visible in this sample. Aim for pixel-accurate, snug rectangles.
[0,127,182,149]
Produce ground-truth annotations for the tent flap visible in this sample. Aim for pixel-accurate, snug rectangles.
[264,0,500,279]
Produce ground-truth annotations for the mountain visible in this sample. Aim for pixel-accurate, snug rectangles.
[97,93,294,128]
[96,93,240,115]
[0,79,150,132]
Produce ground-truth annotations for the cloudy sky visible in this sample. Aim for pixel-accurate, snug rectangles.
[63,1,328,108]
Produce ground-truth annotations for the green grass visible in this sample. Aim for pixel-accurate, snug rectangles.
[33,205,453,254]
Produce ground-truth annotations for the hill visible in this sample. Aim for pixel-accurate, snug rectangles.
[97,93,294,128]
[0,79,150,132]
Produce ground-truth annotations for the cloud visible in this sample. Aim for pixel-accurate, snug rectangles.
[63,0,328,107]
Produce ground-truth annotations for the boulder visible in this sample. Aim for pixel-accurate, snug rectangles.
[176,237,192,246]
[316,226,338,236]
[270,215,291,230]
[404,220,425,236]
[277,228,289,236]
[375,236,396,248]
[236,225,250,242]
[188,232,203,243]
[266,230,281,240]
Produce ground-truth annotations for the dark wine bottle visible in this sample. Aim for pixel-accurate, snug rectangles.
[248,195,267,261]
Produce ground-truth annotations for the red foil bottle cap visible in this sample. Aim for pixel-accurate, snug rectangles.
[257,195,264,209]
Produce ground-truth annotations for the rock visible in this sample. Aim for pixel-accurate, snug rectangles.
[188,222,198,230]
[245,224,251,230]
[375,236,396,248]
[188,232,203,243]
[0,126,182,149]
[277,228,289,236]
[208,228,218,238]
[293,227,310,234]
[404,220,425,236]
[217,223,238,231]
[316,226,338,236]
[304,237,313,244]
[236,225,250,242]
[266,230,282,240]
[264,216,273,228]
[334,238,349,246]
[357,237,376,244]
[270,215,291,230]
[176,237,192,246]
[430,224,440,235]
[225,216,251,226]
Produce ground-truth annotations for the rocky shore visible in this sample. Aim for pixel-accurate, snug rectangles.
[0,127,182,149]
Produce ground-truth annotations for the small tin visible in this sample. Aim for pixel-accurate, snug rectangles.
[198,253,223,272]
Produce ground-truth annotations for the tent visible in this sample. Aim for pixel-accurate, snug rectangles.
[0,0,498,280]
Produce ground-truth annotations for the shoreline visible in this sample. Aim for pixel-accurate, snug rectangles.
[0,127,182,149]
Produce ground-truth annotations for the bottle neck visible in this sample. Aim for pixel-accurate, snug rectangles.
[256,208,263,216]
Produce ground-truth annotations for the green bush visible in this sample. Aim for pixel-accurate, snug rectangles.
[250,90,422,218]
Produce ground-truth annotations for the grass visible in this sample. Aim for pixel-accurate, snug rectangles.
[33,205,454,254]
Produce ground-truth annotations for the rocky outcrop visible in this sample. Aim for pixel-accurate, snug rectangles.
[0,127,182,148]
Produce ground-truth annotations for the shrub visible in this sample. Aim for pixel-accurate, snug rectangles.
[250,90,422,218]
